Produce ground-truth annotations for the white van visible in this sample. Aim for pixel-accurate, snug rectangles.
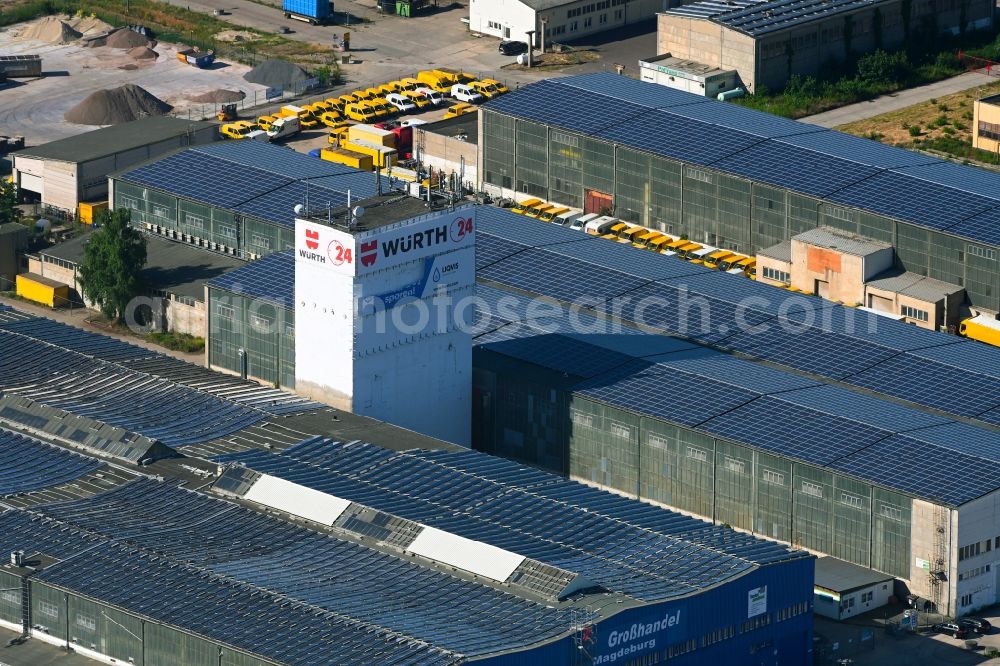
[556,209,584,227]
[576,213,600,233]
[451,83,484,103]
[415,87,445,106]
[687,245,719,264]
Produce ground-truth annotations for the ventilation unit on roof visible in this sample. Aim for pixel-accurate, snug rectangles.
[10,550,24,567]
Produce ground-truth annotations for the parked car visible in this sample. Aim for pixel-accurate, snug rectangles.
[451,83,484,104]
[959,618,992,633]
[400,119,428,127]
[385,93,417,113]
[933,622,969,639]
[414,87,445,106]
[499,40,528,56]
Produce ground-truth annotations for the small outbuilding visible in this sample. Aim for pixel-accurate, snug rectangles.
[814,557,894,620]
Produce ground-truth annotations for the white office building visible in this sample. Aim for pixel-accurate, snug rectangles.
[469,0,665,47]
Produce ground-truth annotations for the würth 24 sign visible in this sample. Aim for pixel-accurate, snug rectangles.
[296,209,475,276]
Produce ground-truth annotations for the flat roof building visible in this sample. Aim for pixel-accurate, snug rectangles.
[11,117,218,219]
[639,54,739,97]
[479,73,1000,314]
[659,0,993,93]
[813,557,894,621]
[415,113,479,189]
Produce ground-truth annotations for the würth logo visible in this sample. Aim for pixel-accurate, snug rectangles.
[305,228,319,250]
[360,240,378,267]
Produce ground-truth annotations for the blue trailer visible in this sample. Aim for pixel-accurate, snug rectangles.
[282,0,334,24]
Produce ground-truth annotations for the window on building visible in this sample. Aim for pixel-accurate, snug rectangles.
[184,214,205,230]
[762,266,791,284]
[217,304,235,320]
[218,225,237,241]
[961,594,973,607]
[978,121,1000,142]
[38,601,59,618]
[762,469,785,486]
[75,614,96,631]
[251,233,271,249]
[900,305,928,322]
[968,244,997,260]
[801,481,823,498]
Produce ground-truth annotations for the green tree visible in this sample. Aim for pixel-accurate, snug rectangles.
[78,208,147,323]
[0,180,21,226]
[857,49,911,85]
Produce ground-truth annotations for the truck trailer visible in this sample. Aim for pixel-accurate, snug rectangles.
[283,0,335,24]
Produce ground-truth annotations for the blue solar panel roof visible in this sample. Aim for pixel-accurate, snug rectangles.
[771,384,952,432]
[208,250,294,307]
[662,99,821,139]
[555,72,709,110]
[776,130,937,169]
[947,208,1000,247]
[826,170,996,231]
[233,181,352,228]
[896,160,1000,202]
[483,79,650,134]
[120,150,293,209]
[539,234,706,280]
[194,141,360,179]
[710,140,881,198]
[596,109,764,165]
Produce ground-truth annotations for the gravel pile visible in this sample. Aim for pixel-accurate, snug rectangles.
[64,84,173,125]
[127,46,158,60]
[106,28,152,49]
[244,59,310,89]
[187,89,246,103]
[19,17,81,44]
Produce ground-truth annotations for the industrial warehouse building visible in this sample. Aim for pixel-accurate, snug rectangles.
[469,207,1000,618]
[0,304,815,666]
[479,73,1000,314]
[658,0,994,93]
[110,141,386,260]
[469,0,665,47]
[11,117,218,219]
[200,200,1000,619]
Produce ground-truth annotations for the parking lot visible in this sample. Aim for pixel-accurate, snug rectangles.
[816,603,1000,666]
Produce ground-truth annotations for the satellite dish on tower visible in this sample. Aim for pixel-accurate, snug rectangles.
[294,203,305,215]
[352,206,365,219]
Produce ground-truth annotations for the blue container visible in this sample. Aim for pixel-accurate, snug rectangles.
[283,0,331,20]
[308,149,322,158]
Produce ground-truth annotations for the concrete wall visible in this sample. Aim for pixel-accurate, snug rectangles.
[954,491,1000,617]
[755,255,792,287]
[973,99,1000,153]
[863,285,962,330]
[416,128,479,189]
[659,0,994,93]
[472,0,663,46]
[164,295,207,338]
[789,239,892,304]
[909,498,956,615]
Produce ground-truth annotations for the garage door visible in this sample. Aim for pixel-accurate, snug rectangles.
[18,171,43,195]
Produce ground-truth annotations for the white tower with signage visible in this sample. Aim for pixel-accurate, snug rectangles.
[294,193,475,446]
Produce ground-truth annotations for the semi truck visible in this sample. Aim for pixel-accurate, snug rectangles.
[283,0,335,25]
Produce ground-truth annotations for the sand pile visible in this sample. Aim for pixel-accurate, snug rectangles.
[244,59,310,88]
[187,89,246,103]
[64,84,173,125]
[107,28,152,49]
[127,46,158,60]
[69,16,113,36]
[19,16,81,44]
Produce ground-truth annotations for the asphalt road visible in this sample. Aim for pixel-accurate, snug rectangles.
[802,70,997,127]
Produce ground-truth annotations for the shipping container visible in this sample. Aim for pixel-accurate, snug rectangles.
[78,200,108,225]
[348,124,396,148]
[320,148,374,171]
[16,273,69,308]
[0,55,42,78]
[283,0,334,24]
[176,48,215,68]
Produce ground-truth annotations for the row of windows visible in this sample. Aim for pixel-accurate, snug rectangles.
[741,613,771,633]
[762,266,790,284]
[959,537,998,561]
[42,254,75,270]
[900,304,929,322]
[978,121,1000,142]
[700,624,735,648]
[959,563,991,581]
[776,601,809,621]
[567,1,609,17]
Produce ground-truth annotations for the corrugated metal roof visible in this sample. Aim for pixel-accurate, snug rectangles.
[793,226,892,256]
[757,239,792,262]
[814,556,893,592]
[867,270,964,302]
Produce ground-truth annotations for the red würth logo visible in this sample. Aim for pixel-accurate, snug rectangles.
[360,240,378,267]
[305,228,319,250]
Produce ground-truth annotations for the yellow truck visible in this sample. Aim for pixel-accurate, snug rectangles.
[321,147,374,171]
[279,105,320,129]
[341,138,397,168]
[16,273,69,308]
[417,69,459,94]
[960,315,1000,347]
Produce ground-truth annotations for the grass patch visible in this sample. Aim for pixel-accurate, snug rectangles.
[0,0,341,68]
[837,80,1000,165]
[733,30,999,118]
[147,331,205,353]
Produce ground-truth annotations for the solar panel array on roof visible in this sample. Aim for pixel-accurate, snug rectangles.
[116,142,382,230]
[208,250,295,307]
[0,429,103,497]
[0,311,321,447]
[474,210,1000,504]
[482,73,1000,247]
[216,438,807,602]
[27,479,571,661]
